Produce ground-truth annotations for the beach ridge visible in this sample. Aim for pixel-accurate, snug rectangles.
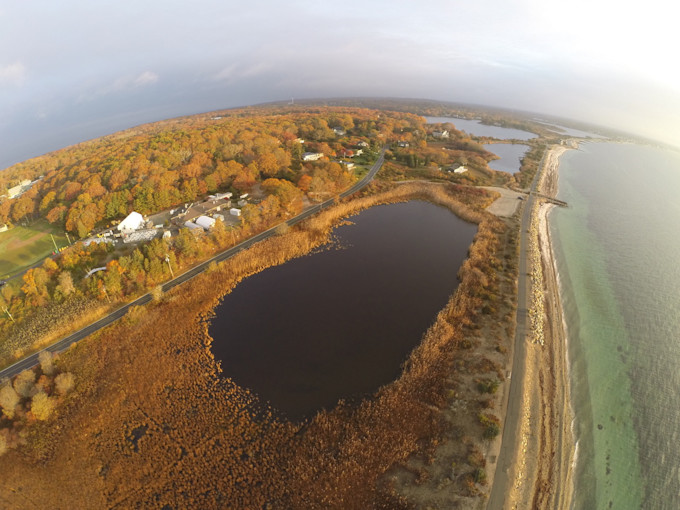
[501,143,575,509]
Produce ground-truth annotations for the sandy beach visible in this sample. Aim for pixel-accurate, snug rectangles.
[500,144,575,509]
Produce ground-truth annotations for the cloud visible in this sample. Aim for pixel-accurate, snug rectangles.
[133,71,159,87]
[212,63,271,84]
[0,61,27,86]
[77,70,159,103]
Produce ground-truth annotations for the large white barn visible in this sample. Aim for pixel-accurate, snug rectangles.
[117,211,145,232]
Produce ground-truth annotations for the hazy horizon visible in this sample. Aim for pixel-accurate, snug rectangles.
[2,1,679,169]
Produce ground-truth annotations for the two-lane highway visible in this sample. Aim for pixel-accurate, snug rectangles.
[0,148,386,380]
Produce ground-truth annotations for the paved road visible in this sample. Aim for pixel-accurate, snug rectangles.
[486,151,546,510]
[0,148,386,381]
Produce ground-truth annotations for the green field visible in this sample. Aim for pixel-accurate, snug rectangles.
[0,220,68,278]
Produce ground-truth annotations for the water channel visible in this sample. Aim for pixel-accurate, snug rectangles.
[209,200,477,421]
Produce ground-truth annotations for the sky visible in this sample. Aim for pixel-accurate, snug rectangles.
[1,0,679,169]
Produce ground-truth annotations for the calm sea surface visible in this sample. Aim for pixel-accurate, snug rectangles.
[209,201,477,421]
[551,142,680,509]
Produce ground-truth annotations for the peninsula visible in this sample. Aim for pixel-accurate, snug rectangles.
[0,100,584,508]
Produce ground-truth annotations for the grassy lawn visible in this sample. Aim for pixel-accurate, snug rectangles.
[0,220,68,278]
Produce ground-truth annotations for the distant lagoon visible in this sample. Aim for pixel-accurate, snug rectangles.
[482,143,530,174]
[424,116,537,140]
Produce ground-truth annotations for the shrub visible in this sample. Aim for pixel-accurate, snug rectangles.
[479,413,501,440]
[275,223,290,236]
[483,422,500,440]
[476,378,500,394]
[472,467,487,485]
[151,285,164,302]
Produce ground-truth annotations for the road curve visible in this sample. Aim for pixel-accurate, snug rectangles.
[486,150,546,509]
[0,148,386,381]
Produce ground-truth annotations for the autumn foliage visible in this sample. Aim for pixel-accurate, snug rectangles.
[0,181,512,507]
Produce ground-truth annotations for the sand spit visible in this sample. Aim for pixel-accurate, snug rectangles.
[502,144,575,510]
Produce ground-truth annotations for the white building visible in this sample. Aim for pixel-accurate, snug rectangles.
[229,208,242,217]
[7,179,33,199]
[302,152,324,161]
[453,165,468,174]
[0,224,8,233]
[432,130,450,139]
[184,220,203,231]
[117,211,145,233]
[195,215,216,230]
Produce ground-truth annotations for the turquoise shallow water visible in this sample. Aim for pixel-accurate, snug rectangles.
[551,142,680,509]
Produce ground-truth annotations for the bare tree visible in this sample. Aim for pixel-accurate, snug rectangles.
[57,271,75,296]
[38,350,55,376]
[55,372,75,395]
[0,384,20,419]
[13,370,36,398]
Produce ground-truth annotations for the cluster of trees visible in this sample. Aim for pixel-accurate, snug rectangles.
[0,107,431,352]
[0,107,424,236]
[0,351,75,456]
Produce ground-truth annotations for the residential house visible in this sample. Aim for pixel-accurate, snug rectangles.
[302,152,324,161]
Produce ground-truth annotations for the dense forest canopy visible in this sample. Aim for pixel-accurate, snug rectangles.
[0,107,425,234]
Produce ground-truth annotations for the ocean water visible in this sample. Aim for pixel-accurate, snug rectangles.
[550,142,680,509]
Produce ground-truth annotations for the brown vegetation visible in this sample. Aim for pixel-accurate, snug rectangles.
[0,179,516,508]
[0,352,76,457]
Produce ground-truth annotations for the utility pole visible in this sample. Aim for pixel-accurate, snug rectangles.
[3,307,15,323]
[50,233,59,252]
[165,255,174,278]
[65,232,72,245]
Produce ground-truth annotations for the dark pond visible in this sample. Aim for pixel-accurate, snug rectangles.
[209,200,477,421]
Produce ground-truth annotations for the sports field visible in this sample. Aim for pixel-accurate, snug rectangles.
[0,220,68,278]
